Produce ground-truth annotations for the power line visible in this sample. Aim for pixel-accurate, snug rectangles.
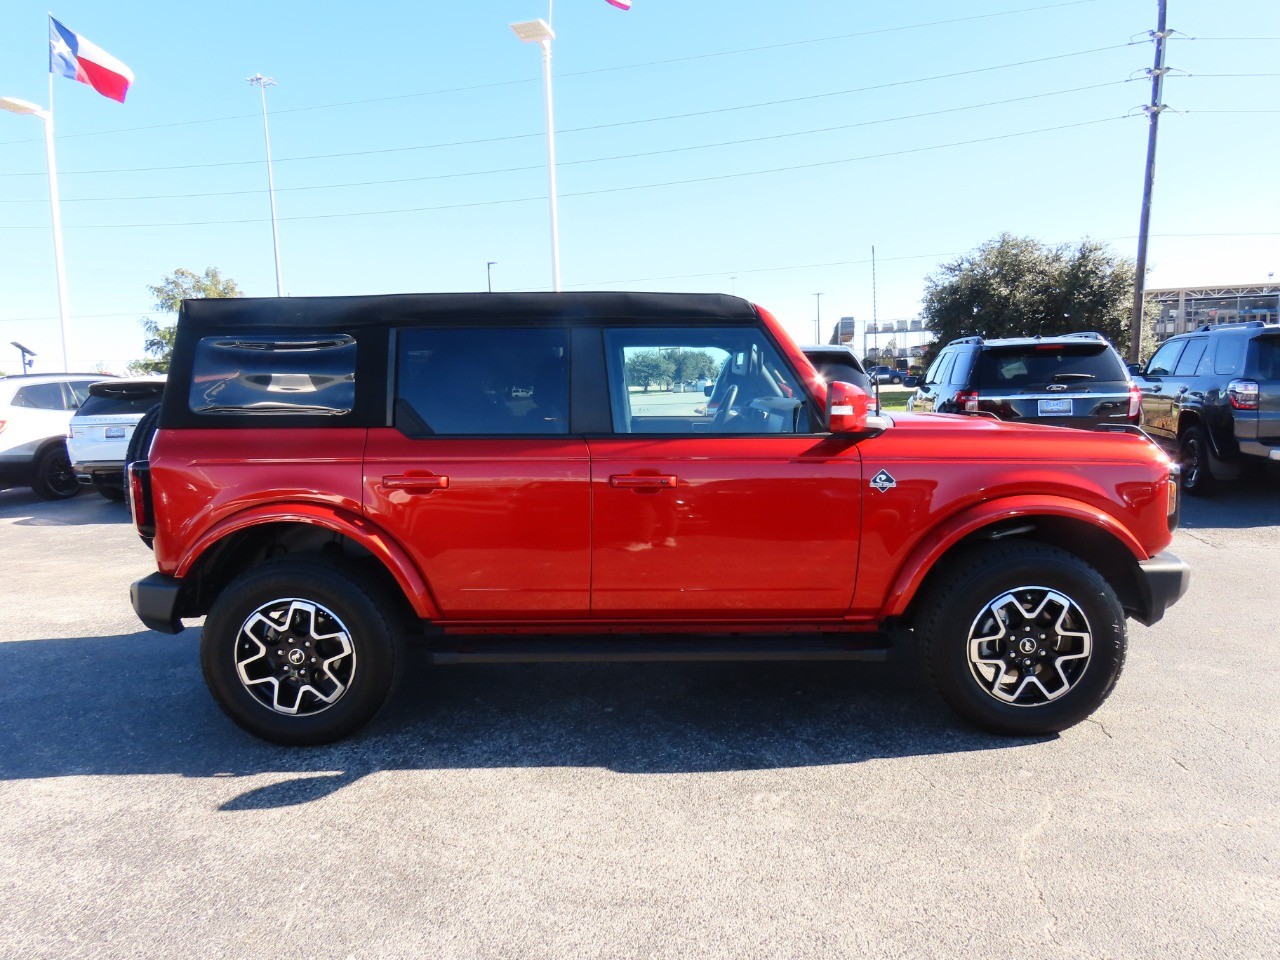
[0,115,1133,230]
[0,42,1142,179]
[0,0,1105,147]
[0,80,1134,205]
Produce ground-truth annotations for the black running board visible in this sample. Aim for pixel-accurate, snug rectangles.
[422,635,892,665]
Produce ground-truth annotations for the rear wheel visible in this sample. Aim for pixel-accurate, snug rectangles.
[201,557,405,745]
[1178,424,1214,496]
[31,442,80,500]
[914,542,1126,735]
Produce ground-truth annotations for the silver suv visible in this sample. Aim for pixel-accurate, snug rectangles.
[0,373,111,499]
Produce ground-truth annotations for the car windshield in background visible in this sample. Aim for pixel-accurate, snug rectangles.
[974,344,1126,388]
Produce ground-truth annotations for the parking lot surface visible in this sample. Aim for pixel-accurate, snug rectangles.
[1,475,1277,959]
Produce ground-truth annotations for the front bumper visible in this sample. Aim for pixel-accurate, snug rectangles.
[1132,550,1191,626]
[130,572,185,634]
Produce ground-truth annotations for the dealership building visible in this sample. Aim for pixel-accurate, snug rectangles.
[1147,283,1280,340]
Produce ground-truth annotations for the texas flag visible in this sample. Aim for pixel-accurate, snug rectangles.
[49,17,134,103]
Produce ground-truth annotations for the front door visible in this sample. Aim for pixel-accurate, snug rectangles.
[589,326,861,619]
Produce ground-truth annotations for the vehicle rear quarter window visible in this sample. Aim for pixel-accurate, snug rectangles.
[976,344,1126,388]
[189,335,356,416]
[604,326,805,435]
[395,327,569,436]
[11,382,69,410]
[1213,335,1246,376]
[924,350,955,386]
[1172,338,1208,377]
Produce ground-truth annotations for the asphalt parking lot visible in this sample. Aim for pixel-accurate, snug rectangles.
[1,476,1277,960]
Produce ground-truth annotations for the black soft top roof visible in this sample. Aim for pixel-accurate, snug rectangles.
[179,291,760,331]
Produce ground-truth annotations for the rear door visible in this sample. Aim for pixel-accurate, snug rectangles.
[588,324,861,619]
[971,341,1132,428]
[362,324,590,619]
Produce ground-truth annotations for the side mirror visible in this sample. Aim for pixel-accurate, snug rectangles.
[1127,363,1144,377]
[827,380,869,434]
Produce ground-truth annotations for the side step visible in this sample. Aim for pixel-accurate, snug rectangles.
[422,634,893,665]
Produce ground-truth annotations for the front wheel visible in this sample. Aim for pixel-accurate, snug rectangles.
[201,557,404,745]
[914,542,1126,735]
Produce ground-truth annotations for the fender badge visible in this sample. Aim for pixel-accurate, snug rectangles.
[870,469,897,493]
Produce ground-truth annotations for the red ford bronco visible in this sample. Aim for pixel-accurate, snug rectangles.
[129,292,1189,745]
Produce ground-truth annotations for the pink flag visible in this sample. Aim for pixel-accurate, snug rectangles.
[605,0,632,9]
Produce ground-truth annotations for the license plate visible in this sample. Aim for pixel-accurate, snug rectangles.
[1038,398,1072,416]
[105,426,127,439]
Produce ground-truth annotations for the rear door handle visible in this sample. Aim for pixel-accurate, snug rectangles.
[382,474,450,493]
[609,474,678,489]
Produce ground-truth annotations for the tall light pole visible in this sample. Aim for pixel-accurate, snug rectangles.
[0,96,70,370]
[247,74,284,297]
[487,261,497,293]
[510,19,561,292]
[1129,0,1170,362]
[813,292,823,343]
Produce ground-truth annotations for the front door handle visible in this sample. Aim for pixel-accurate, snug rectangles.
[609,474,678,489]
[382,474,450,493]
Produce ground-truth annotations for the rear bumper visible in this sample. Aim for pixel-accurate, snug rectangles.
[1132,550,1191,627]
[73,459,126,488]
[130,572,185,634]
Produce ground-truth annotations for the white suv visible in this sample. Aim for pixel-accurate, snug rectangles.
[68,377,166,500]
[0,374,112,499]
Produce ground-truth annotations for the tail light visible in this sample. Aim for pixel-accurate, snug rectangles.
[1167,470,1180,530]
[128,461,156,543]
[1227,379,1259,410]
[1128,384,1142,422]
[954,389,979,412]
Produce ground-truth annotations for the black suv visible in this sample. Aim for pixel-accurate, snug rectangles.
[908,332,1139,430]
[1133,320,1280,494]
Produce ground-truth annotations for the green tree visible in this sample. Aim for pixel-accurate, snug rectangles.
[921,234,1154,363]
[625,350,676,393]
[668,348,719,383]
[128,267,243,374]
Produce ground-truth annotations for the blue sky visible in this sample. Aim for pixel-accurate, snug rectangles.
[0,0,1276,371]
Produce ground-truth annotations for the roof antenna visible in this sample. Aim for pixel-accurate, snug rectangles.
[871,244,880,414]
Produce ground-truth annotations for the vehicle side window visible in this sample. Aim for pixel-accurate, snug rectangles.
[1172,338,1208,377]
[189,335,356,416]
[1146,340,1184,377]
[924,350,954,386]
[1214,335,1247,376]
[66,380,96,407]
[949,350,975,385]
[11,382,68,410]
[396,327,569,436]
[604,327,803,435]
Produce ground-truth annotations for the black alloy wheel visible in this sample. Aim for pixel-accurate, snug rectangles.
[31,442,81,500]
[1178,424,1214,496]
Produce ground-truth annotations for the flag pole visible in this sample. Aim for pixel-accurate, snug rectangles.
[45,71,71,370]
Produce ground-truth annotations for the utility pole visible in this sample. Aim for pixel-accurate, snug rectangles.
[1129,0,1170,363]
[813,293,823,343]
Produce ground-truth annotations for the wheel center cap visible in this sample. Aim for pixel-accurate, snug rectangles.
[1018,637,1037,655]
[287,647,307,666]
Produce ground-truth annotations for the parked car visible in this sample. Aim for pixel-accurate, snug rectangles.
[869,365,904,385]
[1133,320,1280,494]
[908,332,1140,430]
[129,292,1187,746]
[800,344,870,392]
[67,377,167,500]
[0,373,112,499]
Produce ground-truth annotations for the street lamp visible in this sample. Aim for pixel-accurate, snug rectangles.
[510,19,561,292]
[11,341,36,372]
[0,96,70,370]
[246,74,284,297]
[487,260,497,293]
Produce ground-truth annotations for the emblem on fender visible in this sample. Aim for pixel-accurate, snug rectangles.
[870,469,897,493]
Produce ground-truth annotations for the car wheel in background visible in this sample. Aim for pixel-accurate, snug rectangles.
[201,557,405,746]
[914,542,1126,736]
[1178,424,1214,496]
[31,442,81,500]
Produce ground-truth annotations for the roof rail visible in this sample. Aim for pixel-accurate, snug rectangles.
[1062,331,1107,341]
[1196,320,1268,333]
[946,336,984,346]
